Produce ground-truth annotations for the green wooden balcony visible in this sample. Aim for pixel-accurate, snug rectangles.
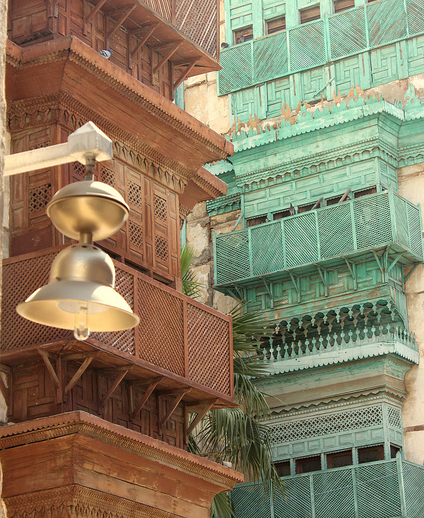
[257,321,419,374]
[214,191,423,288]
[231,457,424,518]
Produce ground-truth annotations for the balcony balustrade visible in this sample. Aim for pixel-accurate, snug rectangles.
[1,246,234,406]
[214,191,423,288]
[257,321,419,373]
[231,457,424,518]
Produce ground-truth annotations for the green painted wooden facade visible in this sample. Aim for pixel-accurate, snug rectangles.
[193,0,424,512]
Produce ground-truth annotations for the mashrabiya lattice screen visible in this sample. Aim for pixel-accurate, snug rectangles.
[214,191,423,286]
[1,248,232,396]
[218,0,423,94]
[231,458,424,518]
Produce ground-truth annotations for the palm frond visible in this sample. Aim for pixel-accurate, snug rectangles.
[180,245,202,299]
[211,491,235,518]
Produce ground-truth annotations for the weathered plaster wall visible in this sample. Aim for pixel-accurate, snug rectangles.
[398,164,424,465]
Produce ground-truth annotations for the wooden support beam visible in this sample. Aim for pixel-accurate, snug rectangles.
[38,349,61,388]
[339,188,351,203]
[261,278,274,308]
[159,388,191,429]
[311,197,323,210]
[173,58,200,90]
[344,257,358,291]
[316,265,329,297]
[62,351,99,362]
[85,0,107,24]
[100,368,131,408]
[152,41,183,75]
[289,272,301,301]
[64,356,95,395]
[186,399,217,436]
[131,377,164,420]
[130,23,159,58]
[388,253,404,273]
[405,264,419,282]
[107,4,137,41]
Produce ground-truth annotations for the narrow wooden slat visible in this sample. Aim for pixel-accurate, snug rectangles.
[85,0,107,23]
[152,41,183,74]
[131,23,159,58]
[159,388,191,429]
[173,58,200,91]
[100,368,130,407]
[38,349,61,388]
[64,356,95,395]
[107,4,137,41]
[131,377,164,419]
[186,399,217,436]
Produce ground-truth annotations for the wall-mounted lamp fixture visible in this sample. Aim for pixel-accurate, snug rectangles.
[6,122,140,340]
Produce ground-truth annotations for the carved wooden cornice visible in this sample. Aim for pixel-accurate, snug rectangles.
[0,411,242,486]
[6,37,233,181]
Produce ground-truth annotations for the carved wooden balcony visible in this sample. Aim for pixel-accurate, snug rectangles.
[257,321,419,374]
[1,246,235,426]
[231,458,424,518]
[214,191,423,289]
[8,0,220,99]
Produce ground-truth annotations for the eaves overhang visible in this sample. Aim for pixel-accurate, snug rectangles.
[6,36,234,182]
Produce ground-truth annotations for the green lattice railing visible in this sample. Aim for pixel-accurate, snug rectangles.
[231,458,424,518]
[259,321,419,373]
[219,0,424,95]
[214,191,423,287]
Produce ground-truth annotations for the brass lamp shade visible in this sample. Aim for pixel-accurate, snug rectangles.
[16,244,139,340]
[47,180,129,241]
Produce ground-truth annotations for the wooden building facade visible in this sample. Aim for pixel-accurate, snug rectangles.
[0,1,243,516]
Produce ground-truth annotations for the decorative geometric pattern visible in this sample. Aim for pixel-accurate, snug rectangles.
[72,161,86,180]
[407,0,424,35]
[214,191,423,286]
[254,31,288,83]
[155,235,169,261]
[154,194,167,221]
[129,220,143,249]
[187,304,231,395]
[175,0,217,57]
[28,183,52,214]
[318,203,355,259]
[1,251,72,350]
[100,165,115,187]
[387,406,402,429]
[136,278,185,375]
[283,212,318,268]
[1,249,232,397]
[329,6,367,60]
[368,0,407,47]
[233,459,424,518]
[268,406,384,444]
[353,194,392,249]
[91,268,135,355]
[218,0,423,95]
[251,223,284,276]
[128,180,142,208]
[290,20,326,72]
[215,230,250,284]
[407,202,423,258]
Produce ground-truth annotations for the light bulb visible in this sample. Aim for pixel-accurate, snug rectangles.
[74,304,90,341]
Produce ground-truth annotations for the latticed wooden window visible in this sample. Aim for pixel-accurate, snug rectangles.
[327,450,353,468]
[300,5,321,24]
[358,445,384,463]
[233,26,253,44]
[100,165,116,187]
[28,184,51,214]
[266,16,286,34]
[296,455,321,474]
[274,461,290,477]
[333,0,355,13]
